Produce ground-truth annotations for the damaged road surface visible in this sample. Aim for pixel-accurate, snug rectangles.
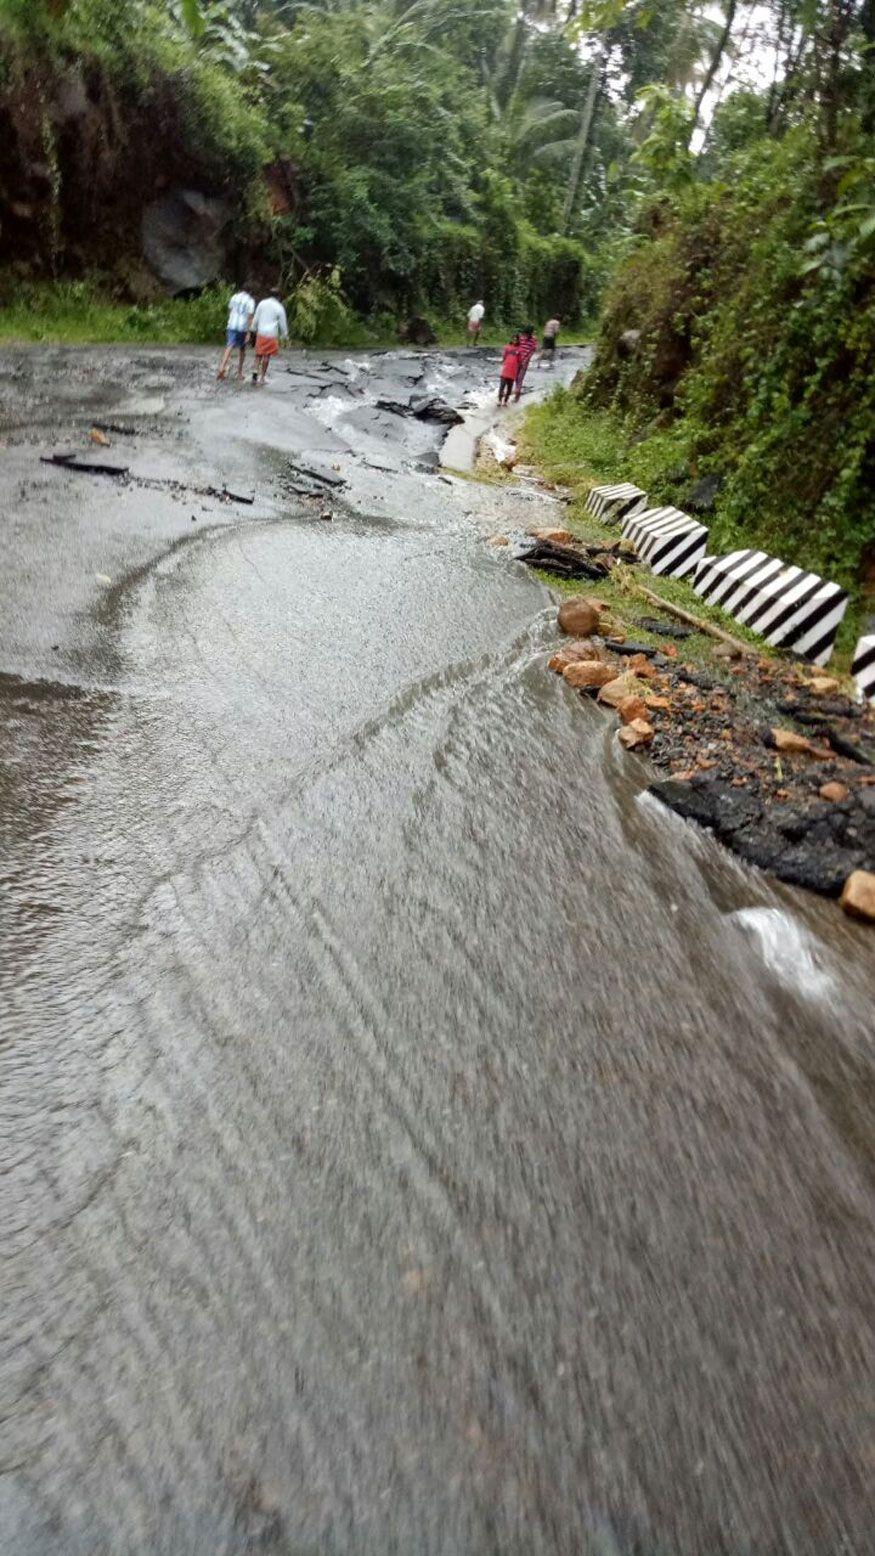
[1,346,874,1556]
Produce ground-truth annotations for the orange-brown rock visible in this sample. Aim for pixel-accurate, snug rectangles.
[627,652,657,680]
[617,719,654,750]
[557,597,603,637]
[532,527,575,544]
[548,640,603,673]
[487,534,509,547]
[562,660,616,690]
[807,674,842,696]
[645,694,671,711]
[820,781,850,802]
[617,694,648,725]
[840,870,875,923]
[771,728,831,758]
[597,674,638,709]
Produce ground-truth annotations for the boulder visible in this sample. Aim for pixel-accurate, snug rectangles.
[808,675,842,696]
[141,189,228,294]
[768,728,831,759]
[618,718,654,750]
[598,674,639,709]
[617,694,649,725]
[557,597,604,637]
[548,640,603,673]
[840,870,875,922]
[562,660,616,690]
[820,781,850,803]
[397,315,437,346]
[627,652,658,680]
[409,394,463,426]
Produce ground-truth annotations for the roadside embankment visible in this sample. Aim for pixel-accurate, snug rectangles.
[485,401,875,920]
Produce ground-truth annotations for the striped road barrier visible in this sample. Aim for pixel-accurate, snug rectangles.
[585,482,648,523]
[621,505,708,580]
[852,634,875,702]
[693,549,848,665]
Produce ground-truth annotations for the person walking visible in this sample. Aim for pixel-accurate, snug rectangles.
[250,289,289,384]
[537,316,560,369]
[498,335,520,405]
[217,284,255,381]
[467,300,485,343]
[514,325,538,401]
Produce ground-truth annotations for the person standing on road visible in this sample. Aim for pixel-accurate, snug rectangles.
[537,316,560,369]
[217,285,255,381]
[498,335,520,405]
[514,325,538,401]
[250,289,289,384]
[467,300,485,343]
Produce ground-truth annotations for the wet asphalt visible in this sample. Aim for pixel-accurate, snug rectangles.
[1,345,874,1556]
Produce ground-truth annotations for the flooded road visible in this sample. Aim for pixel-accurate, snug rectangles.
[1,346,874,1555]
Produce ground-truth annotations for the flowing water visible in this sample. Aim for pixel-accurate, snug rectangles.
[1,347,873,1554]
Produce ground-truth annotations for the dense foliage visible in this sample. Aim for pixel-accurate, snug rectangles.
[573,0,875,613]
[0,0,629,328]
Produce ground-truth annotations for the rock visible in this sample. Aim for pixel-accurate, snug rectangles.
[409,394,463,426]
[487,535,509,547]
[840,870,875,922]
[617,694,649,724]
[808,675,842,696]
[712,642,742,661]
[531,527,575,545]
[820,781,850,802]
[768,728,831,759]
[598,675,639,709]
[562,660,616,690]
[627,652,657,680]
[397,315,437,346]
[557,598,603,637]
[618,538,639,558]
[730,823,786,872]
[548,640,603,672]
[618,719,654,750]
[645,694,671,711]
[141,188,228,294]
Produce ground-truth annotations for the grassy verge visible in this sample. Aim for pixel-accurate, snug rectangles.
[518,389,857,671]
[0,277,594,351]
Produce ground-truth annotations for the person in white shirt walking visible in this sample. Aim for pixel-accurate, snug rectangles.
[217,285,255,381]
[467,300,485,342]
[251,290,290,384]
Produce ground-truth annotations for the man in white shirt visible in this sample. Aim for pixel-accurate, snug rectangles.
[467,300,485,342]
[251,289,290,384]
[217,285,255,381]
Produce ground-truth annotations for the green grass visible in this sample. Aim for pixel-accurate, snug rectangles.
[520,383,863,667]
[517,390,819,669]
[0,276,594,350]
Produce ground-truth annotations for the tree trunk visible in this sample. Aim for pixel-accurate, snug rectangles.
[690,0,737,142]
[560,45,605,236]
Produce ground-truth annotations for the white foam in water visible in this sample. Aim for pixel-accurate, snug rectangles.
[342,357,371,381]
[732,907,837,1001]
[308,394,352,429]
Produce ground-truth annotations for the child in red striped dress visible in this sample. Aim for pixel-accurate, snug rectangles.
[514,326,538,400]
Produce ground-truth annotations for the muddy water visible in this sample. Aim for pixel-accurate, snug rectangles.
[1,348,874,1555]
